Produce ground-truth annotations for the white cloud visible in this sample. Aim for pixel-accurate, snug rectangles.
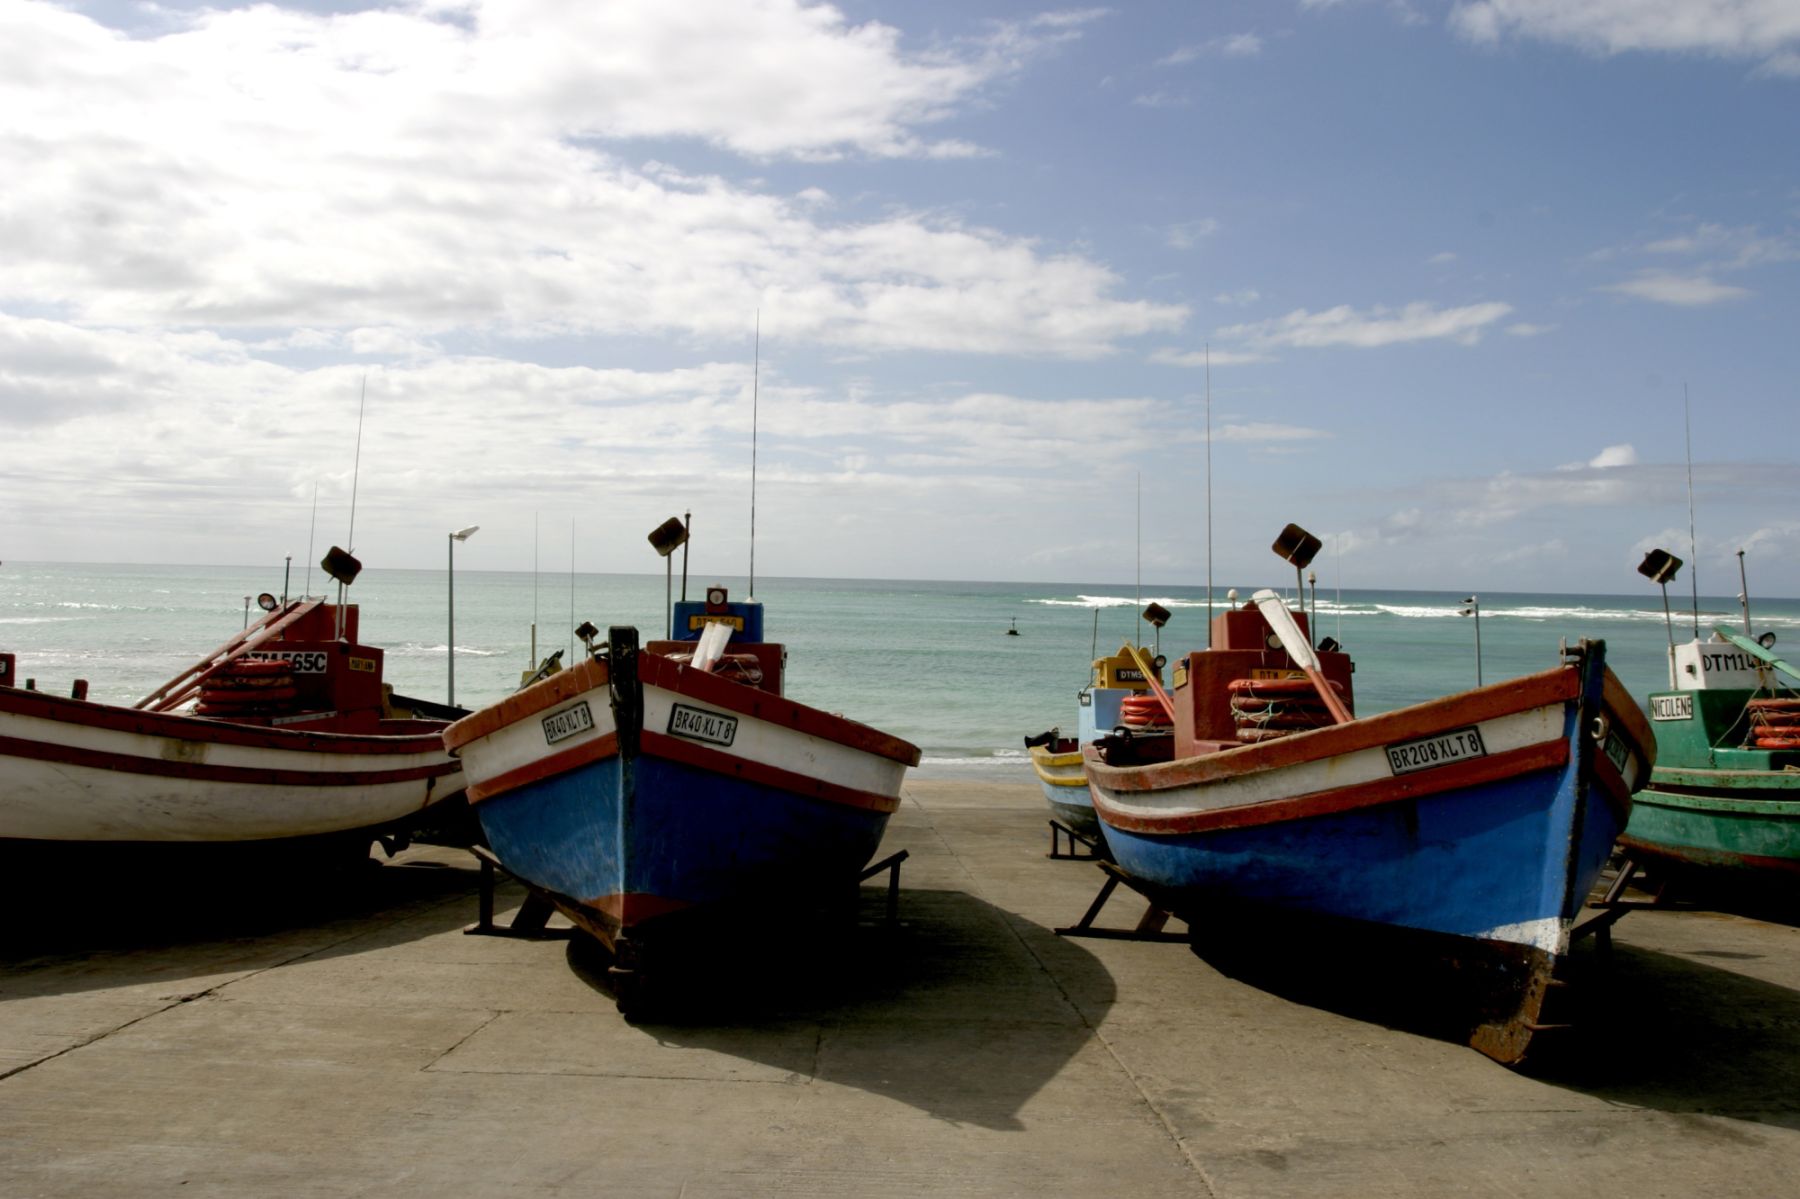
[1213,289,1263,307]
[1586,444,1640,468]
[1426,251,1458,265]
[0,1,1179,358]
[1215,300,1513,349]
[1165,219,1221,249]
[1505,321,1556,336]
[1147,347,1271,367]
[1600,272,1751,306]
[1450,0,1800,74]
[1159,33,1264,64]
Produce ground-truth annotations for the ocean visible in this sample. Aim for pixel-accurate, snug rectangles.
[4,561,1797,777]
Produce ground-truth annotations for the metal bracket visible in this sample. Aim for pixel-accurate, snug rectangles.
[1047,819,1104,861]
[1055,862,1188,942]
[462,846,576,940]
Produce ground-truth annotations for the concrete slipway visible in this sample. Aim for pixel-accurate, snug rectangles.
[2,779,1797,1197]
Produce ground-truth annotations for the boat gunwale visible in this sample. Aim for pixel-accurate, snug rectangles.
[0,684,452,756]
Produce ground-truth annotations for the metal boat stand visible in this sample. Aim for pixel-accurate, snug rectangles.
[462,846,576,941]
[858,849,910,925]
[1055,862,1188,943]
[1578,855,1669,951]
[1047,819,1104,861]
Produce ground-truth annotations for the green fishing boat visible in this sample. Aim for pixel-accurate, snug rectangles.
[1622,549,1800,883]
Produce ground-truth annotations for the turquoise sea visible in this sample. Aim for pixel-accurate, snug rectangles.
[4,561,1797,777]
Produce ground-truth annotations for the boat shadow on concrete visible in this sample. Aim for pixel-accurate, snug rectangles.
[0,839,480,998]
[558,885,1117,1131]
[1184,910,1800,1122]
[1521,936,1800,1124]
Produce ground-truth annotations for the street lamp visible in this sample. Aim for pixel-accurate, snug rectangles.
[448,525,479,706]
[1457,595,1482,686]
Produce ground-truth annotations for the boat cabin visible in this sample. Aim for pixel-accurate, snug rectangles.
[646,586,786,695]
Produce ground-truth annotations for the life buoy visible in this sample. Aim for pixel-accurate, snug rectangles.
[1227,677,1345,697]
[1753,735,1800,750]
[1227,695,1331,716]
[1749,697,1800,711]
[1119,694,1173,726]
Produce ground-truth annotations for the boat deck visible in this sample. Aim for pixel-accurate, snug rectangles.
[4,779,1799,1197]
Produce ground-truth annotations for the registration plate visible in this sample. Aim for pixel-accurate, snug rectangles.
[1386,726,1487,776]
[542,702,594,745]
[668,703,738,747]
[1603,730,1630,774]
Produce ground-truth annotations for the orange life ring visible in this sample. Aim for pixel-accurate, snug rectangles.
[1754,735,1800,750]
[1119,694,1173,726]
[1227,677,1344,697]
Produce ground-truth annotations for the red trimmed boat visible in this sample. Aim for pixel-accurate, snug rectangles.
[0,584,466,848]
[1083,575,1654,1064]
[443,587,920,1006]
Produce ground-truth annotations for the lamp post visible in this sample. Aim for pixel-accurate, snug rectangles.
[448,525,479,705]
[1458,595,1482,686]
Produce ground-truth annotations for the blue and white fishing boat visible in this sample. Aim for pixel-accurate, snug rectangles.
[1082,567,1654,1063]
[1026,639,1167,843]
[443,586,920,1008]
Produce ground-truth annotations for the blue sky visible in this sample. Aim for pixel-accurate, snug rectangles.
[2,0,1796,597]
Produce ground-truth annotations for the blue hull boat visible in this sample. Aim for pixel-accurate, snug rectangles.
[1083,588,1653,1062]
[445,594,919,1006]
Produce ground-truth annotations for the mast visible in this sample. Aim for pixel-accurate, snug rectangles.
[1205,344,1214,647]
[749,311,759,599]
[1683,383,1699,637]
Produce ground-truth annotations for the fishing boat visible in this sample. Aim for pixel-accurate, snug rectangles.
[1080,529,1654,1063]
[443,584,921,1009]
[1616,549,1800,887]
[1026,634,1168,844]
[0,559,467,849]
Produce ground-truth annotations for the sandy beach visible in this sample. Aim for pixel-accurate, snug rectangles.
[3,777,1798,1197]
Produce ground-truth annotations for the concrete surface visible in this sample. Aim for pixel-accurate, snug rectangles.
[2,777,1798,1197]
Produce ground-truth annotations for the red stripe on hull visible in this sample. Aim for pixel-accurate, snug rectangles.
[465,732,621,805]
[0,732,459,790]
[1093,668,1579,795]
[443,658,608,750]
[640,729,902,814]
[637,654,918,765]
[1093,740,1571,835]
[1,688,449,756]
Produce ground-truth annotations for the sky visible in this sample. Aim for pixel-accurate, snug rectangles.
[2,0,1797,597]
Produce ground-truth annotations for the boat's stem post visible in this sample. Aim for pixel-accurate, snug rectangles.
[664,555,673,639]
[282,555,291,606]
[1737,549,1753,638]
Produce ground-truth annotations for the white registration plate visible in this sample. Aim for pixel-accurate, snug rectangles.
[668,703,738,747]
[542,702,594,745]
[1386,726,1487,776]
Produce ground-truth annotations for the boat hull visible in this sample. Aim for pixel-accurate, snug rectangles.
[0,687,464,843]
[445,635,919,951]
[1087,647,1650,959]
[1028,743,1097,836]
[1620,773,1800,876]
[1621,682,1800,879]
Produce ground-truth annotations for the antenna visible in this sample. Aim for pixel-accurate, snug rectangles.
[1737,548,1753,637]
[1683,383,1698,637]
[569,521,575,662]
[347,375,366,553]
[338,378,368,640]
[1205,344,1214,648]
[305,481,318,600]
[531,511,539,668]
[1135,472,1142,623]
[749,310,759,599]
